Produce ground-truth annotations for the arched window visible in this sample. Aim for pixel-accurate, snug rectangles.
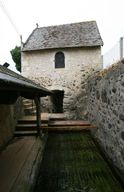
[55,52,65,68]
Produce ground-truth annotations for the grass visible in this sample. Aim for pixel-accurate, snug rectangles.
[34,131,124,192]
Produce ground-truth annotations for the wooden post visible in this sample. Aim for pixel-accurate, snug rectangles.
[34,96,41,136]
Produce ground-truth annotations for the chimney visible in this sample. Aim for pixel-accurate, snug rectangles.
[3,62,9,68]
[20,35,23,49]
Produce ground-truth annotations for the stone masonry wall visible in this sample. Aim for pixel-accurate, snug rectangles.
[0,97,23,149]
[87,59,124,173]
[22,47,102,119]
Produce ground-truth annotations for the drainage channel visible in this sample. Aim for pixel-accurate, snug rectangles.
[34,131,124,192]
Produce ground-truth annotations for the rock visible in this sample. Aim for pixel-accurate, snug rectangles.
[119,114,124,122]
[101,89,107,103]
[121,132,124,140]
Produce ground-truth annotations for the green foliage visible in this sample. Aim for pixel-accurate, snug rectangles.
[10,46,21,72]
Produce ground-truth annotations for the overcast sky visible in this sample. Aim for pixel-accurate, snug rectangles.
[0,0,124,71]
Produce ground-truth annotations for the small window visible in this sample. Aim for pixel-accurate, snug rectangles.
[55,52,65,68]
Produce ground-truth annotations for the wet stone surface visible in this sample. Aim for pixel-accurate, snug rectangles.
[34,132,124,192]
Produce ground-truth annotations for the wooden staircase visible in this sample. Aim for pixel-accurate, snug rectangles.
[22,98,36,115]
[47,120,97,131]
[15,113,97,136]
[15,98,97,136]
[15,113,49,136]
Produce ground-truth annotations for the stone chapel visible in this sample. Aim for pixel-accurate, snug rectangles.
[21,21,103,119]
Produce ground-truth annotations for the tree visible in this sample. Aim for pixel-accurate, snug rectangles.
[10,46,21,72]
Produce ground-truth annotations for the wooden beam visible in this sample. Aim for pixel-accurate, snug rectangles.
[34,96,41,135]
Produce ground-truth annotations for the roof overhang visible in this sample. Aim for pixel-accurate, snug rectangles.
[0,69,52,104]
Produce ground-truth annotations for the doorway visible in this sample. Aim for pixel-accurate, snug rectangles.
[50,90,64,113]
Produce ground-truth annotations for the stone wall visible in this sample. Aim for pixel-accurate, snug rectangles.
[22,47,102,119]
[87,59,124,173]
[0,97,23,149]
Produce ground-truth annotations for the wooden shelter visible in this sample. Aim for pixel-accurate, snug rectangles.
[0,65,52,134]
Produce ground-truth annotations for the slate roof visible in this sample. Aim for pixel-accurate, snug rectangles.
[22,21,103,51]
[0,65,52,97]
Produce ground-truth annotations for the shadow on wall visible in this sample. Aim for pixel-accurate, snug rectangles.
[50,90,64,113]
[0,97,24,150]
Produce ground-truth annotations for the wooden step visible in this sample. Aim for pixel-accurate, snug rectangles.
[49,120,91,126]
[16,124,48,131]
[24,107,36,111]
[18,119,48,124]
[22,100,32,105]
[16,124,97,133]
[23,102,34,107]
[18,114,49,124]
[42,125,97,131]
[19,113,49,121]
[16,124,37,131]
[18,119,36,124]
[49,113,65,121]
[24,110,36,114]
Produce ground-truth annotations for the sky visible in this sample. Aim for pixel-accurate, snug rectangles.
[0,0,124,71]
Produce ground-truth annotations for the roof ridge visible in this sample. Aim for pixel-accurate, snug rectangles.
[37,20,96,30]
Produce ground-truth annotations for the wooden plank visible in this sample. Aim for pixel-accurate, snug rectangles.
[16,124,37,128]
[0,137,35,192]
[18,113,49,122]
[41,113,50,121]
[49,120,91,126]
[11,135,47,192]
[18,120,48,125]
[42,125,97,131]
[16,124,48,131]
[49,113,65,120]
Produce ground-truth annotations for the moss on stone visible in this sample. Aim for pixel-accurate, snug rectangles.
[34,132,124,192]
